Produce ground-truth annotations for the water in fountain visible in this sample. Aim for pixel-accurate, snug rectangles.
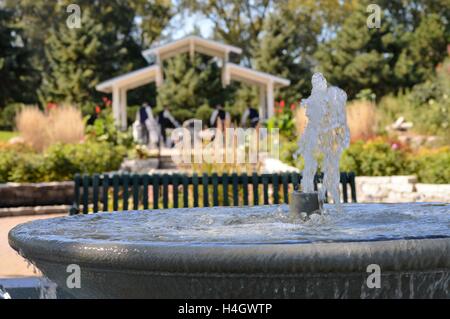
[17,249,57,299]
[13,203,449,244]
[0,285,11,299]
[296,73,350,205]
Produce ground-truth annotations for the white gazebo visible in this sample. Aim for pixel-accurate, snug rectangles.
[96,35,290,129]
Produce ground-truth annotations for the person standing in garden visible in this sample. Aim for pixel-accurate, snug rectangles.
[241,106,260,128]
[132,102,159,148]
[210,104,230,131]
[158,106,180,148]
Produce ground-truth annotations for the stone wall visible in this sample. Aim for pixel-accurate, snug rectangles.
[355,176,450,203]
[0,182,74,208]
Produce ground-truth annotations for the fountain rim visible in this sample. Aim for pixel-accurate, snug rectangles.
[9,223,450,275]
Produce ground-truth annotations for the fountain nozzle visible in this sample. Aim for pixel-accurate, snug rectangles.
[289,191,323,218]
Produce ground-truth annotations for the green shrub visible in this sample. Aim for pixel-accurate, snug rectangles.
[0,141,126,183]
[0,149,17,182]
[195,104,212,123]
[408,148,450,183]
[377,56,449,140]
[41,141,127,181]
[9,153,44,183]
[266,112,296,139]
[0,144,37,182]
[85,114,133,148]
[0,103,24,130]
[340,139,407,176]
[279,139,303,169]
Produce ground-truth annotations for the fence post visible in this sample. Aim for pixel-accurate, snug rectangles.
[92,174,100,213]
[202,173,209,207]
[112,174,119,211]
[272,174,279,204]
[212,173,219,207]
[262,174,269,205]
[349,172,357,203]
[232,173,239,206]
[192,174,199,207]
[82,175,90,214]
[222,173,229,206]
[252,173,259,205]
[341,172,348,203]
[172,174,179,209]
[142,175,149,210]
[281,173,289,204]
[242,173,249,206]
[182,175,189,208]
[70,174,82,215]
[132,174,140,210]
[162,174,169,209]
[102,174,109,212]
[122,174,130,211]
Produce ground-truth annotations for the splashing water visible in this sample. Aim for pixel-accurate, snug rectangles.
[297,73,350,204]
[0,285,11,299]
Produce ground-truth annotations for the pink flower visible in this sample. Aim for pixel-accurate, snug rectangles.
[46,103,57,111]
[391,143,399,150]
[102,96,112,107]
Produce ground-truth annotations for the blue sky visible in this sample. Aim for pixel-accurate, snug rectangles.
[162,11,214,40]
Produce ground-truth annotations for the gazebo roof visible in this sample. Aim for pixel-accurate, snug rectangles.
[223,63,291,88]
[141,35,242,62]
[96,65,162,93]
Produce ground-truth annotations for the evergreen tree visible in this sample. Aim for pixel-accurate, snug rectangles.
[0,7,36,107]
[254,8,320,103]
[5,0,172,109]
[315,4,396,99]
[40,11,105,106]
[39,1,155,108]
[316,0,449,99]
[3,0,60,98]
[157,52,236,122]
[395,14,448,86]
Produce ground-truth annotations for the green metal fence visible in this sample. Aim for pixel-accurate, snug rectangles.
[70,172,356,215]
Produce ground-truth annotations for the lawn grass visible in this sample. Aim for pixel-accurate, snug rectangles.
[0,131,18,142]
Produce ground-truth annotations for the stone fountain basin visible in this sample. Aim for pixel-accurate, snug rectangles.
[8,204,450,299]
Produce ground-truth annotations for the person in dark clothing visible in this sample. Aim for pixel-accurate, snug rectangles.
[210,104,229,129]
[86,113,97,126]
[241,107,260,128]
[139,104,149,124]
[158,106,180,147]
[138,103,151,145]
[86,105,101,126]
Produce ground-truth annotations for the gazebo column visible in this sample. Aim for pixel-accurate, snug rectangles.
[119,88,127,130]
[259,85,266,119]
[155,56,164,87]
[112,86,128,130]
[266,81,274,119]
[112,86,121,128]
